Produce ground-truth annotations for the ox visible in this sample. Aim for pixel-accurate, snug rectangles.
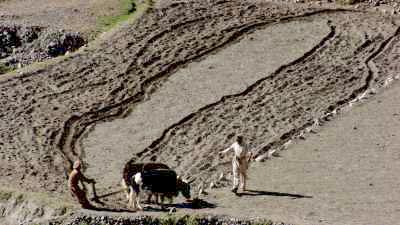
[121,160,170,204]
[127,168,194,210]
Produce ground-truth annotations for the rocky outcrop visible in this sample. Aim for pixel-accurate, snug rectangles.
[0,25,86,73]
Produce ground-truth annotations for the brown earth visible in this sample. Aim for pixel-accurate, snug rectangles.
[0,0,400,224]
[0,0,138,71]
[0,0,131,39]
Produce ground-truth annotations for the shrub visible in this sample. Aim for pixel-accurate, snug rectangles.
[0,62,12,74]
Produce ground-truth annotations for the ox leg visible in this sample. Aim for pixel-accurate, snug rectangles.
[146,193,155,204]
[134,191,143,210]
[128,186,135,210]
[160,195,165,204]
[121,179,130,200]
[159,194,166,210]
[167,196,173,204]
[155,193,159,204]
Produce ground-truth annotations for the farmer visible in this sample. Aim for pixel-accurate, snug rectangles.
[68,160,96,209]
[220,135,253,194]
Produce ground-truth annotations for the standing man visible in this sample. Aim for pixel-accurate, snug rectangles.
[220,135,253,194]
[68,160,96,209]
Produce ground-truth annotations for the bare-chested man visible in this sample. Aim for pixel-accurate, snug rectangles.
[68,160,96,209]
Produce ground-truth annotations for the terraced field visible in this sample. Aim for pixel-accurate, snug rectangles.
[0,0,399,224]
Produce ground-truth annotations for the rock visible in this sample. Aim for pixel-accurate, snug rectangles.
[313,118,321,127]
[282,140,292,149]
[198,188,205,197]
[369,88,377,95]
[384,77,394,87]
[168,207,177,214]
[43,31,86,57]
[357,90,369,101]
[218,172,224,181]
[255,153,268,162]
[197,182,204,191]
[305,126,314,133]
[209,182,216,189]
[298,131,306,140]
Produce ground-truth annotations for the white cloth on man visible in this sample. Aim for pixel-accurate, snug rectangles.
[221,141,251,191]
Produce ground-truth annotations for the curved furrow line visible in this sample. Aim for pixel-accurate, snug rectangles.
[300,25,400,127]
[131,14,398,185]
[0,0,391,193]
[366,26,400,87]
[60,9,354,169]
[250,26,400,158]
[352,26,400,98]
[136,24,337,158]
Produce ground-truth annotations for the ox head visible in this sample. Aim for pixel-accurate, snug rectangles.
[177,176,195,200]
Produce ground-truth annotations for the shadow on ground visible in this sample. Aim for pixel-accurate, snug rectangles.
[237,189,312,199]
[88,197,216,213]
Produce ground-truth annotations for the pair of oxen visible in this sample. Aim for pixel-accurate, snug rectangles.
[121,160,195,210]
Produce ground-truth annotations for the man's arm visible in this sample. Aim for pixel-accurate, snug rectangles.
[80,173,95,184]
[220,144,233,154]
[247,150,254,162]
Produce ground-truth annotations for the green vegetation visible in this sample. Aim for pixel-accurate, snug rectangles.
[0,187,75,212]
[15,193,25,204]
[78,222,90,225]
[65,215,275,225]
[0,190,12,201]
[0,62,12,74]
[154,215,274,225]
[98,0,137,32]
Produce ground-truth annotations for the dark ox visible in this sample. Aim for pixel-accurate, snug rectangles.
[121,160,170,205]
[121,160,193,210]
[129,169,194,210]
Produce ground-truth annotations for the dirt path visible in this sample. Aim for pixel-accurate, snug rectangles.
[82,18,331,190]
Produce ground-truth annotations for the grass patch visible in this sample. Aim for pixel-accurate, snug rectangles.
[0,62,12,74]
[0,0,150,79]
[98,0,137,32]
[0,187,75,212]
[156,215,274,225]
[70,215,276,225]
[0,191,12,201]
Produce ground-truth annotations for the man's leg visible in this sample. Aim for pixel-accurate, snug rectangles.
[231,160,239,193]
[75,189,93,209]
[239,169,247,191]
